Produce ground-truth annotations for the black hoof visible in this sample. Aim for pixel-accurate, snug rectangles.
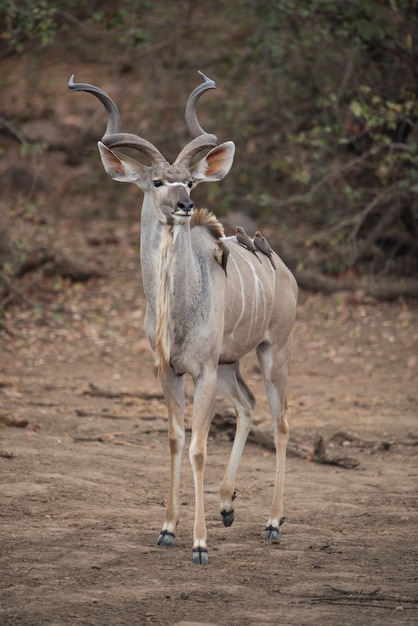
[156,530,175,547]
[221,508,235,527]
[265,517,284,542]
[265,526,280,541]
[192,547,208,565]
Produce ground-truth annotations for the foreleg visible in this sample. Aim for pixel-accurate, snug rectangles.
[189,367,218,565]
[156,367,185,547]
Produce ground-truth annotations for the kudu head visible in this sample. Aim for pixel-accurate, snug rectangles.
[68,72,235,225]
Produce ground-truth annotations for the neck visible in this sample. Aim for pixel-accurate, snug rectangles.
[139,198,201,373]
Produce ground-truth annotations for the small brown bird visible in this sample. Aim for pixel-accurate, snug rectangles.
[214,240,230,276]
[253,231,276,269]
[235,226,262,263]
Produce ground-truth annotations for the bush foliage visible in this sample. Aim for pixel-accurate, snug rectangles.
[1,0,417,277]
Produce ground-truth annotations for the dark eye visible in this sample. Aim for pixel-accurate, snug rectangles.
[187,181,193,188]
[153,180,163,188]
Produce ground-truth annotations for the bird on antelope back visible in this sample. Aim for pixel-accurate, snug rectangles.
[214,240,230,276]
[234,226,262,262]
[253,230,276,269]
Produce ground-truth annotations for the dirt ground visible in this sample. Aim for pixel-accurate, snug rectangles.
[0,47,417,626]
[0,212,417,626]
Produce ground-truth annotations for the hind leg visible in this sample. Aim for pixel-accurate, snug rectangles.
[217,362,255,527]
[257,340,291,541]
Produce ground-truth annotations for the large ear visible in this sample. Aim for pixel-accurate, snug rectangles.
[191,141,235,182]
[97,141,149,185]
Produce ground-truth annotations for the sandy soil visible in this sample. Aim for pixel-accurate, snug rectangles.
[1,214,417,626]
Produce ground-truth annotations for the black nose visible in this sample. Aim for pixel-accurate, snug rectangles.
[177,199,194,214]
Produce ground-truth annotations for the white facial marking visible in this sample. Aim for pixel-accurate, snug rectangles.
[165,181,189,190]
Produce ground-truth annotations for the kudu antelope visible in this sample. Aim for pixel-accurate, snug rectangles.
[69,72,298,565]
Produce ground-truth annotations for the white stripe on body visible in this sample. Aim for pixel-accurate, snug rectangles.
[229,247,271,342]
[165,181,189,189]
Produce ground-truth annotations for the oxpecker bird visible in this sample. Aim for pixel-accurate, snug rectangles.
[214,240,229,276]
[235,226,262,263]
[253,231,276,269]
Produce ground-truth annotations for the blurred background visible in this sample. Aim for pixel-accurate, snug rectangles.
[1,0,418,315]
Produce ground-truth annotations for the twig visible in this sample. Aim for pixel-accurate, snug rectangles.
[337,58,354,102]
[272,148,376,210]
[86,382,164,400]
[350,197,402,265]
[0,271,37,308]
[347,195,382,244]
[311,600,410,609]
[0,117,42,198]
[0,116,28,145]
[294,268,418,300]
[122,36,176,62]
[75,409,132,420]
[0,450,14,459]
[326,585,381,596]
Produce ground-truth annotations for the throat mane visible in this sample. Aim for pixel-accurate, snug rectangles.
[154,208,224,376]
[154,227,177,375]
